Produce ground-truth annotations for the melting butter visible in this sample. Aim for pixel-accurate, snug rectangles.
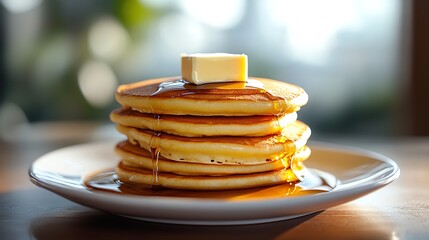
[181,53,248,85]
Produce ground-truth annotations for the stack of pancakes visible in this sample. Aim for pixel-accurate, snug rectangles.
[111,77,310,190]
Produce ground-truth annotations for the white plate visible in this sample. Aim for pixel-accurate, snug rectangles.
[29,141,399,225]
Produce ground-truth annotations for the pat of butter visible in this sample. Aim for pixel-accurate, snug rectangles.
[181,53,248,85]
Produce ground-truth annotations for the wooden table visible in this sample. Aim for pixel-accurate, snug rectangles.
[1,133,428,239]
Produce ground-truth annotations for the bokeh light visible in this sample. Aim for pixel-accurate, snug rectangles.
[78,61,117,108]
[1,0,42,13]
[89,17,129,61]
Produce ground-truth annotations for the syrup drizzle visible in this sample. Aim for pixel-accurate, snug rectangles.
[150,148,161,186]
[151,114,162,187]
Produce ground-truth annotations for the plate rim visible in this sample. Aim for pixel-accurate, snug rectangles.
[28,140,400,224]
[29,140,401,204]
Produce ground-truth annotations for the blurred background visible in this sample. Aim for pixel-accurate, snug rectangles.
[0,0,427,142]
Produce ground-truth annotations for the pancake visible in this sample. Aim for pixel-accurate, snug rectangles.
[116,141,311,176]
[115,120,311,165]
[115,162,299,190]
[110,108,297,137]
[115,77,308,116]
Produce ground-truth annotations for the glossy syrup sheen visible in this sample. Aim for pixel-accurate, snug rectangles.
[118,78,286,102]
[84,168,336,201]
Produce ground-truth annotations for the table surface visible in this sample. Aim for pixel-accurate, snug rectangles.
[1,128,428,240]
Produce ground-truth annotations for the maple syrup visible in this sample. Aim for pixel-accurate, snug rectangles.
[120,78,283,101]
[84,168,336,201]
[109,77,317,199]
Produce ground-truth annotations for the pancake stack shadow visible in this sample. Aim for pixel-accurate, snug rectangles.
[110,77,311,191]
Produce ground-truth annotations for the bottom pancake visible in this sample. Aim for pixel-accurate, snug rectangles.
[116,141,310,176]
[116,162,300,191]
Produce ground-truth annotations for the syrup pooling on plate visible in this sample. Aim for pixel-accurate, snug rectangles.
[84,168,336,201]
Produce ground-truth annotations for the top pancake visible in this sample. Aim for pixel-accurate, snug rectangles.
[115,77,308,116]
